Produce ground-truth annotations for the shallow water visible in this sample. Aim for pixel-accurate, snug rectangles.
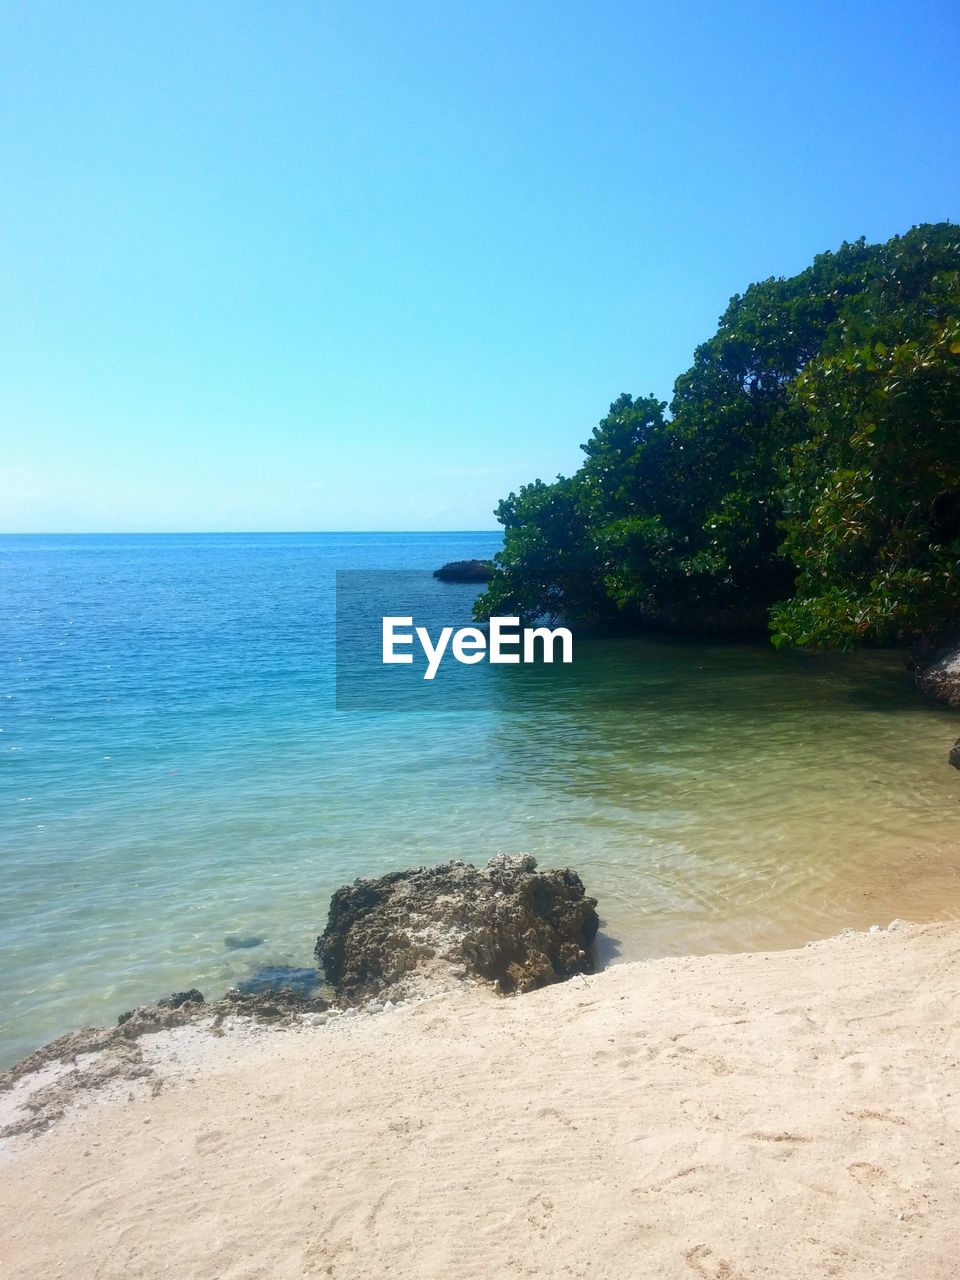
[2,533,959,1067]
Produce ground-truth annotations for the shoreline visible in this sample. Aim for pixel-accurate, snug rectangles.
[2,918,959,1277]
[5,809,960,1074]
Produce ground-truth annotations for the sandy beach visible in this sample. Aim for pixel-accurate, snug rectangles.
[2,919,959,1279]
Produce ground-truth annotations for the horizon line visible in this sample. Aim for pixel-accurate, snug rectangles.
[0,529,503,537]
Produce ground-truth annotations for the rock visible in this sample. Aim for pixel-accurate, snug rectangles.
[224,934,265,950]
[115,984,326,1033]
[234,966,320,997]
[115,1003,205,1036]
[2,983,332,1136]
[433,559,493,583]
[156,989,205,1009]
[950,738,960,770]
[116,989,205,1024]
[218,987,330,1020]
[315,853,599,1004]
[915,640,960,709]
[116,988,204,1029]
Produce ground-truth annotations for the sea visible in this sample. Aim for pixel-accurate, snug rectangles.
[2,531,959,1067]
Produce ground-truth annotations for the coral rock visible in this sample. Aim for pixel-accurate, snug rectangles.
[315,853,599,1003]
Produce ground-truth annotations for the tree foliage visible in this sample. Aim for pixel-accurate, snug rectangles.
[475,223,960,648]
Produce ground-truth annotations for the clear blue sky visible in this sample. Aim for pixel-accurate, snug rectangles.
[2,0,957,532]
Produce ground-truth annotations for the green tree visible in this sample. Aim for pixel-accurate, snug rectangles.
[772,227,960,647]
[475,222,960,650]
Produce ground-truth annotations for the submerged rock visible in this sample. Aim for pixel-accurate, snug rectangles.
[224,934,265,950]
[433,559,493,583]
[315,853,599,1003]
[235,966,320,997]
[950,738,960,770]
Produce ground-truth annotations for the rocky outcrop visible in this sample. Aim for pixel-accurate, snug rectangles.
[911,640,960,769]
[113,984,327,1032]
[915,641,960,710]
[1,985,333,1139]
[433,559,493,583]
[315,853,599,1003]
[157,988,205,1009]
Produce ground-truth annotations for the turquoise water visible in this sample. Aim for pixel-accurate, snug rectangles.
[2,532,960,1068]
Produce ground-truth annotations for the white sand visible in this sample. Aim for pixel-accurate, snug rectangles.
[2,921,960,1279]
